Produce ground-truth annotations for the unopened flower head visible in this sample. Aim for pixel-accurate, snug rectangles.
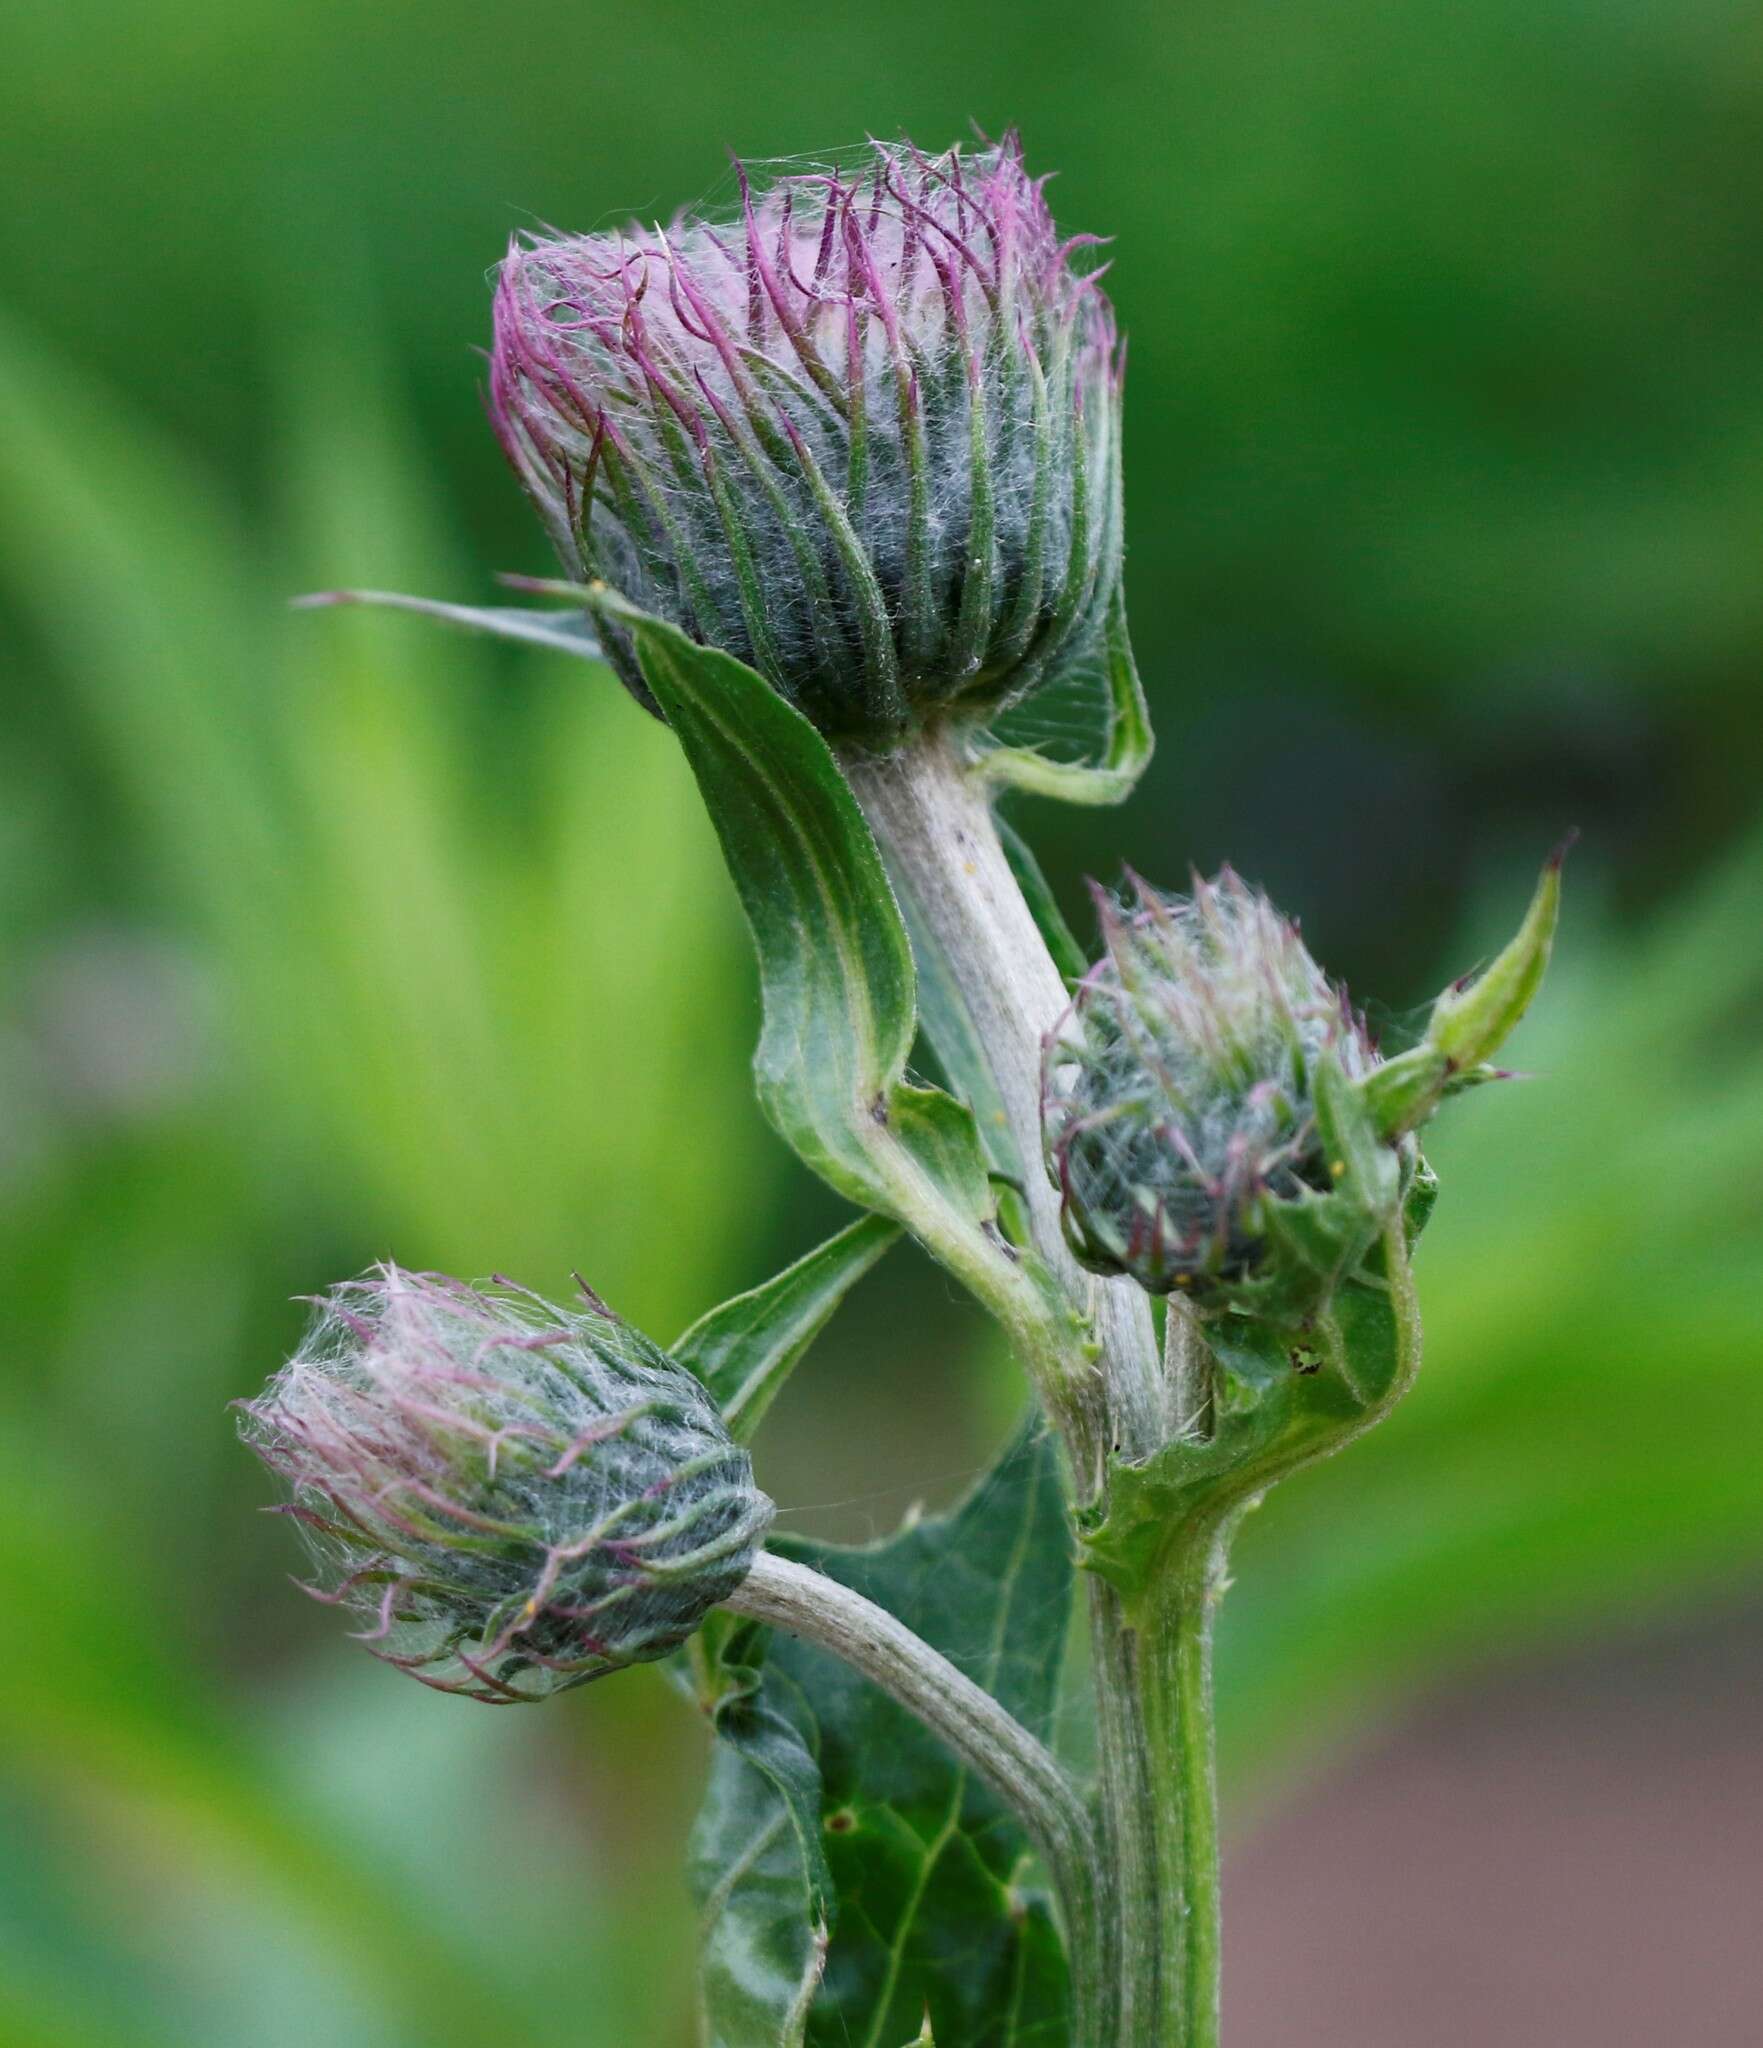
[236,1265,771,1702]
[489,133,1124,743]
[1043,871,1409,1322]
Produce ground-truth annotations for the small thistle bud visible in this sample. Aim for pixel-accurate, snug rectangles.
[1042,871,1407,1324]
[236,1265,772,1702]
[489,133,1123,744]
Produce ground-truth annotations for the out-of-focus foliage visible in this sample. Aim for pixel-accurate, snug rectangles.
[0,311,773,2047]
[1221,838,1763,1784]
[2,0,1761,2041]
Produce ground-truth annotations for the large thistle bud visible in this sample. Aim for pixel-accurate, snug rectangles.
[488,133,1123,744]
[236,1266,771,1702]
[1042,858,1562,1326]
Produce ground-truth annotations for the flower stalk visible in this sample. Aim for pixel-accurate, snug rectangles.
[723,1550,1106,2038]
[841,727,1167,1484]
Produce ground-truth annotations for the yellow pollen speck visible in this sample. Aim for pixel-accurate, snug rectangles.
[1330,1160,1346,1178]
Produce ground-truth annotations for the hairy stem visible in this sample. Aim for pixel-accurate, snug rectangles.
[1134,1531,1227,2047]
[723,1549,1106,2039]
[841,726,1165,1482]
[842,727,1196,2046]
[1086,1581,1161,2044]
[1128,1229,1428,2042]
[837,736,1429,2047]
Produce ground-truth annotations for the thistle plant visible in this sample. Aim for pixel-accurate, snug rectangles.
[269,132,1564,2048]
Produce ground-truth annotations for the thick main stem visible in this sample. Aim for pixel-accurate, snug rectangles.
[1086,1581,1165,2042]
[843,727,1197,2046]
[724,1550,1106,2038]
[841,729,1165,1480]
[1087,1446,1228,2045]
[1137,1532,1228,2048]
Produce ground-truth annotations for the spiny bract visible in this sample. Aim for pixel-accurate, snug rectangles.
[236,1265,771,1701]
[489,132,1124,743]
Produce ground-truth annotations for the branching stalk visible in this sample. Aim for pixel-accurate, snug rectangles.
[723,1549,1106,2038]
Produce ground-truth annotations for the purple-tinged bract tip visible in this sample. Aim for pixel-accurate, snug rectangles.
[488,133,1125,742]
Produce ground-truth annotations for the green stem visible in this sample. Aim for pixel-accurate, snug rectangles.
[1136,1529,1227,2048]
[1130,1229,1425,2042]
[843,726,1178,2044]
[841,726,1165,1484]
[724,1551,1108,2039]
[1081,1491,1227,2048]
[1085,1578,1161,2045]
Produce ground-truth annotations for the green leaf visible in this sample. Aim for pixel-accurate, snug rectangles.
[1080,1241,1418,1607]
[1361,845,1567,1138]
[690,1620,835,2048]
[673,1214,902,1441]
[1426,840,1566,1069]
[584,588,997,1249]
[696,1424,1076,2048]
[977,588,1154,807]
[294,587,607,662]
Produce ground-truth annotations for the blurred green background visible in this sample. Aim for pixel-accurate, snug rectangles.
[3,2,1760,2041]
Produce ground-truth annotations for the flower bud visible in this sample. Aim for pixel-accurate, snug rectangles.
[1042,871,1407,1323]
[489,133,1123,744]
[236,1265,772,1701]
